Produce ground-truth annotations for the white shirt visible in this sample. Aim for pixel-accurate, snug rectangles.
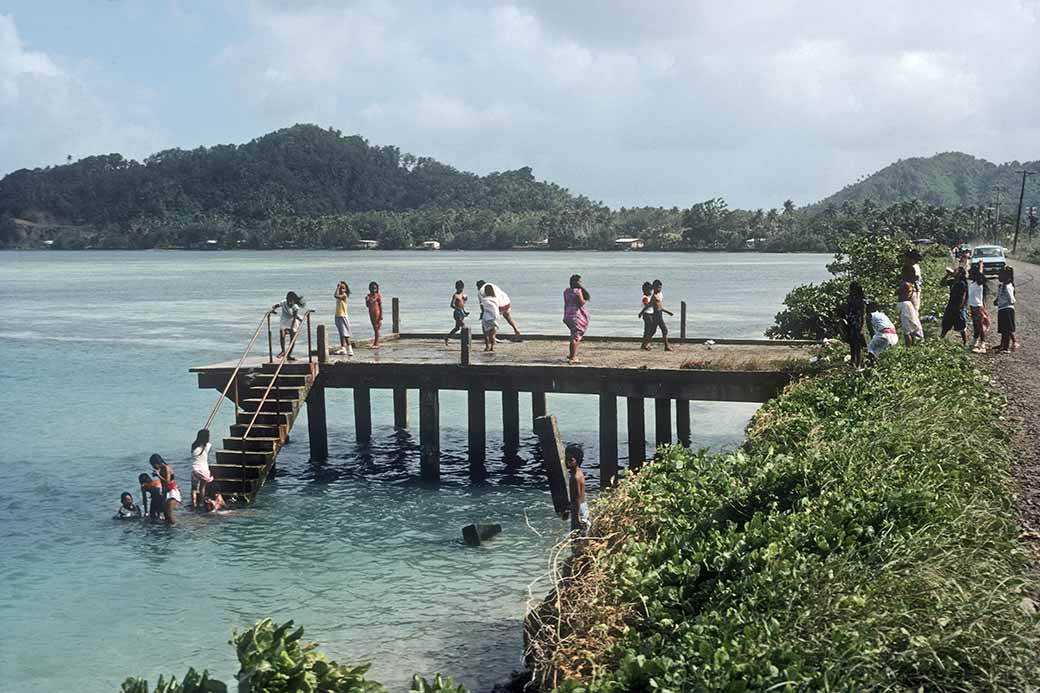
[869,311,895,332]
[480,293,500,322]
[192,443,211,475]
[968,282,984,307]
[279,300,301,331]
[486,283,510,308]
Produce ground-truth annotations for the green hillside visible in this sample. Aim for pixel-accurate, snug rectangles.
[817,152,1040,208]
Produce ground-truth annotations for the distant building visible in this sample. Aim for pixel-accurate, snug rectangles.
[420,240,441,250]
[614,237,645,250]
[745,238,768,249]
[356,239,380,250]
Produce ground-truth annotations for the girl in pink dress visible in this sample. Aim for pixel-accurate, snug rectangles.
[563,274,590,363]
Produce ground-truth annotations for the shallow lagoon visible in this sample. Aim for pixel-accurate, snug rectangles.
[0,250,830,691]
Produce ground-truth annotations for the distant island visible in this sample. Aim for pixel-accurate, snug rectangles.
[1,124,1036,251]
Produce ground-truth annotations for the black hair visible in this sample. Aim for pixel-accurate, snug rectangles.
[338,281,351,297]
[369,281,379,293]
[455,280,465,291]
[476,280,486,290]
[149,453,165,468]
[652,279,663,289]
[865,300,881,313]
[121,491,133,502]
[138,473,151,484]
[565,444,584,464]
[1002,266,1015,284]
[569,274,581,289]
[191,428,210,453]
[483,284,496,297]
[642,281,653,293]
[848,281,864,298]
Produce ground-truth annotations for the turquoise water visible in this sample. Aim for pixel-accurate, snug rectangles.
[0,250,830,692]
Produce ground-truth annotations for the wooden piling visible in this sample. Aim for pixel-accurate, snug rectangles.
[391,297,400,334]
[599,392,618,487]
[655,398,672,450]
[627,397,645,470]
[419,387,440,482]
[534,415,568,513]
[306,384,328,461]
[531,391,547,426]
[460,327,470,366]
[503,389,520,450]
[393,387,408,429]
[316,323,328,363]
[353,386,372,445]
[468,388,486,476]
[676,398,690,447]
[680,301,687,340]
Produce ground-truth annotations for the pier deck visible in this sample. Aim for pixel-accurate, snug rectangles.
[191,331,818,501]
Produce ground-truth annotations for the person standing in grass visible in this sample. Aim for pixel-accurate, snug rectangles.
[968,265,989,352]
[365,282,383,348]
[333,281,354,357]
[838,281,867,368]
[940,266,969,346]
[866,302,899,358]
[904,249,923,311]
[445,280,468,345]
[995,266,1017,353]
[562,274,590,363]
[896,266,924,346]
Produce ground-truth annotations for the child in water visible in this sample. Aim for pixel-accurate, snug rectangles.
[563,444,588,528]
[114,492,142,520]
[190,429,212,508]
[203,493,227,513]
[150,453,181,525]
[139,473,164,520]
[445,280,468,345]
[866,302,899,358]
[366,282,383,348]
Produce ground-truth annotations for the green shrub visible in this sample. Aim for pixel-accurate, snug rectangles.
[532,342,1039,690]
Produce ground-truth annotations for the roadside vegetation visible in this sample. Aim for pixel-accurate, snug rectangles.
[528,238,1039,689]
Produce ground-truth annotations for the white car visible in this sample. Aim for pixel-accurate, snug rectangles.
[971,245,1006,276]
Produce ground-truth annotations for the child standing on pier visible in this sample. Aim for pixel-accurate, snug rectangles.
[333,281,354,356]
[190,429,213,508]
[366,282,383,348]
[995,266,1017,352]
[480,284,499,352]
[638,282,656,350]
[275,292,305,361]
[650,279,674,352]
[563,274,590,363]
[445,280,468,345]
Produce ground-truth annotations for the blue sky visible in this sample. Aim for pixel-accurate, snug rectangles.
[2,1,1038,208]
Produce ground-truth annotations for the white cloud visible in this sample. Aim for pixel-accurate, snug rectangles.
[0,14,164,172]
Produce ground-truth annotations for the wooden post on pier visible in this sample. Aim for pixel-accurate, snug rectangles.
[534,415,568,513]
[599,392,618,486]
[503,389,520,451]
[419,387,440,482]
[468,388,486,476]
[680,301,688,340]
[460,327,471,366]
[391,297,400,334]
[655,398,672,450]
[306,384,328,461]
[393,387,408,429]
[353,386,372,445]
[316,324,328,363]
[676,399,690,447]
[532,391,547,427]
[627,397,645,470]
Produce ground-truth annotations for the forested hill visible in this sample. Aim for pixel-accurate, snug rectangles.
[0,124,574,225]
[816,152,1040,208]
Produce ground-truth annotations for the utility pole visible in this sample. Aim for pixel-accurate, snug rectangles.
[1012,170,1036,254]
[990,183,1007,239]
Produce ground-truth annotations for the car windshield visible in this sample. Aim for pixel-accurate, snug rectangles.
[972,246,1003,258]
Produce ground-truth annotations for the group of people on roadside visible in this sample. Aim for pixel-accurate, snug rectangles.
[114,429,227,524]
[839,248,1018,369]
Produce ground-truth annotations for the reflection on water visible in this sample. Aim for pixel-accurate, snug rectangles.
[0,250,829,691]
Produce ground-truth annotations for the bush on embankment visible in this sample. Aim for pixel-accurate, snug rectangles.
[528,341,1040,691]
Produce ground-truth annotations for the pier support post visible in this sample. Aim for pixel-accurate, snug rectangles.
[316,324,328,363]
[468,388,486,478]
[627,397,645,470]
[503,389,520,451]
[599,392,618,487]
[680,301,687,340]
[353,387,372,445]
[419,387,440,482]
[392,297,400,334]
[534,415,568,514]
[393,387,408,429]
[676,399,690,447]
[532,391,547,428]
[306,384,328,462]
[655,398,672,451]
[460,327,470,366]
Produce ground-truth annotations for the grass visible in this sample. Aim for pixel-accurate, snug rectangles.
[528,341,1040,691]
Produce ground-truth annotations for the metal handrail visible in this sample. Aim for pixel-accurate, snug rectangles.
[239,311,314,443]
[203,308,276,431]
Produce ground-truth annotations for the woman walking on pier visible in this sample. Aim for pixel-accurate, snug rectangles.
[445,280,468,345]
[333,281,354,356]
[366,282,383,348]
[563,274,589,363]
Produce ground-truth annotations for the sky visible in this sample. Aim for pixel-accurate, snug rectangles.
[1,0,1038,209]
